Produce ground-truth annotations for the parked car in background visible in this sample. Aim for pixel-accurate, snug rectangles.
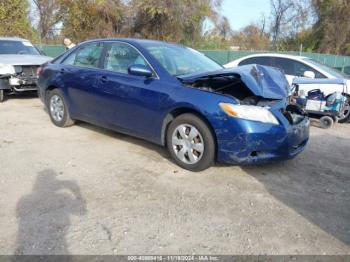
[0,37,52,102]
[224,53,350,123]
[37,39,309,171]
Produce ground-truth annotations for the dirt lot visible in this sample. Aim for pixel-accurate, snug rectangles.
[0,95,349,255]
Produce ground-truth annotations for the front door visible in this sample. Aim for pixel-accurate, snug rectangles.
[93,42,163,141]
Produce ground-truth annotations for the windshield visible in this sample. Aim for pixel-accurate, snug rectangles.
[144,43,222,76]
[0,40,40,55]
[303,58,349,79]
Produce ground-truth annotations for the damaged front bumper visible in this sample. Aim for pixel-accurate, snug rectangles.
[216,110,310,164]
[0,75,38,92]
[0,65,40,93]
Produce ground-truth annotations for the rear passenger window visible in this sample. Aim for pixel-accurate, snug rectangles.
[274,58,295,75]
[63,42,103,68]
[239,57,273,67]
[274,57,326,78]
[104,43,148,74]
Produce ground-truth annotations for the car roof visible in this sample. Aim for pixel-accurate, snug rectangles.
[0,37,30,42]
[81,38,179,47]
[240,53,309,60]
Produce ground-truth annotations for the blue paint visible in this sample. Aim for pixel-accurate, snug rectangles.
[38,39,310,164]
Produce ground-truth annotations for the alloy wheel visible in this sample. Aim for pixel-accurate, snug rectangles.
[50,95,64,122]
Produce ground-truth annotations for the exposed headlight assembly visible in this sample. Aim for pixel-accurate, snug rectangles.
[0,63,16,75]
[219,103,279,125]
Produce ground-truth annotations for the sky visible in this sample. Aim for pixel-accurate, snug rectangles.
[221,0,271,31]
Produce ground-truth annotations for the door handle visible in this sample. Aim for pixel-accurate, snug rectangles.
[59,68,65,74]
[99,76,108,83]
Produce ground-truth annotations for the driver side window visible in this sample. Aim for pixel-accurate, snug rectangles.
[292,60,326,78]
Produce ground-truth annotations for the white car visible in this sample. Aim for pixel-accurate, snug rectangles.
[225,53,350,122]
[0,37,52,102]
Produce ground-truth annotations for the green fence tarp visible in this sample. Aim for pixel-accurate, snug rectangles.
[36,44,66,58]
[36,44,350,72]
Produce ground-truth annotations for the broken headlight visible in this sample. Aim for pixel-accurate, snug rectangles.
[219,103,279,125]
[0,64,16,75]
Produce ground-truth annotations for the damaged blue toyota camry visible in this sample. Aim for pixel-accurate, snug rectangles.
[37,39,310,171]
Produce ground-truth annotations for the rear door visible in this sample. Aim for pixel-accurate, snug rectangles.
[274,57,327,87]
[272,57,338,95]
[60,42,104,118]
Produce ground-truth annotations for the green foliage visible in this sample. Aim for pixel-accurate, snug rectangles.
[231,24,270,51]
[0,0,34,39]
[310,0,350,55]
[59,0,125,41]
[129,0,214,42]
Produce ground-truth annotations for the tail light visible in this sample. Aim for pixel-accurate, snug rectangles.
[37,66,44,76]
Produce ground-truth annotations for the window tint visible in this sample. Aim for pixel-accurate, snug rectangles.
[0,40,40,55]
[104,43,148,74]
[62,52,76,65]
[238,57,273,67]
[274,58,294,75]
[145,45,222,76]
[274,57,326,78]
[62,42,103,68]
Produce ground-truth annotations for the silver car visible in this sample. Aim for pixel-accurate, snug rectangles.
[0,37,52,102]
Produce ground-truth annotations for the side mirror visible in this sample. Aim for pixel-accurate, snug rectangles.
[128,65,153,77]
[303,70,315,78]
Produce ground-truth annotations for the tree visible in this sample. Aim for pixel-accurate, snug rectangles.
[231,24,270,50]
[59,0,125,41]
[215,16,232,40]
[269,0,309,49]
[128,0,220,42]
[32,0,61,41]
[0,0,34,39]
[312,0,350,55]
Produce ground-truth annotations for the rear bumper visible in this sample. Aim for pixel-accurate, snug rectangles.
[216,117,310,164]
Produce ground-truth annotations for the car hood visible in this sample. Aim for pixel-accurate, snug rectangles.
[0,54,52,66]
[178,64,290,100]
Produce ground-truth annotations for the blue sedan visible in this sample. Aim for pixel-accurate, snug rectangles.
[37,39,310,171]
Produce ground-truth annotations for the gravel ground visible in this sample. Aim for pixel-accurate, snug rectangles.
[0,95,349,255]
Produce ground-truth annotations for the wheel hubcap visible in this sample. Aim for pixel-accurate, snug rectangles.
[172,124,204,164]
[50,95,64,122]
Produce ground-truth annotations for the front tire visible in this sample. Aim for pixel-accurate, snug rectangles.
[166,113,215,171]
[46,89,75,127]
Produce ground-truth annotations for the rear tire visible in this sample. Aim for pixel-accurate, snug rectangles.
[166,113,215,171]
[46,89,75,127]
[0,90,5,103]
[338,95,350,123]
[320,116,334,129]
